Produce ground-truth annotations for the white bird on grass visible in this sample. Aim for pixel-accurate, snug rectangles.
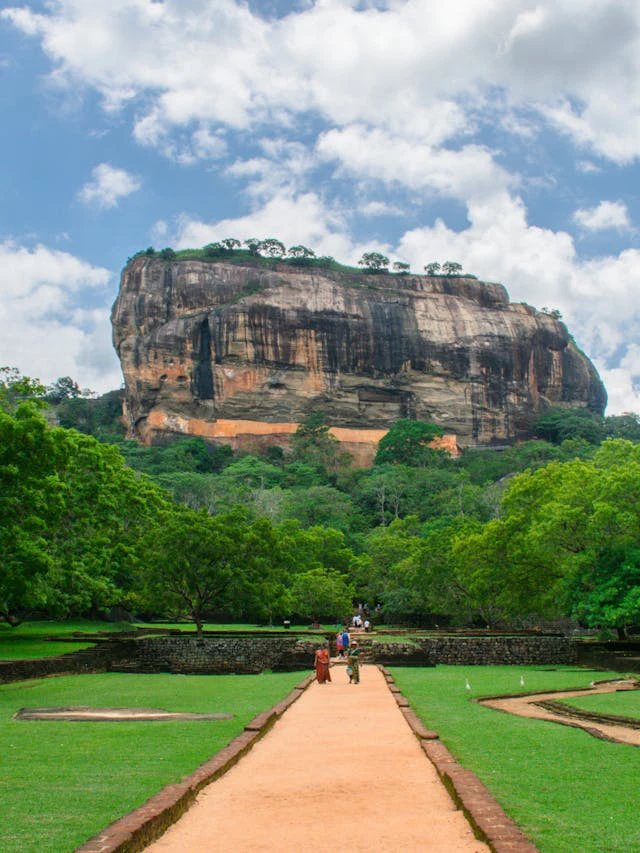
[520,675,525,687]
[465,678,471,691]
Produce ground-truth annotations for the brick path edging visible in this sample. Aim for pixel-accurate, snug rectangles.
[378,666,540,853]
[74,675,315,853]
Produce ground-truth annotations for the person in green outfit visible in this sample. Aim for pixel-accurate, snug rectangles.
[346,642,360,684]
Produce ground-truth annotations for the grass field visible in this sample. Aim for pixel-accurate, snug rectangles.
[392,665,640,853]
[0,620,136,660]
[0,620,333,660]
[0,670,303,853]
[555,686,640,719]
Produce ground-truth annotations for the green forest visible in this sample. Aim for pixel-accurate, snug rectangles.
[3,367,640,637]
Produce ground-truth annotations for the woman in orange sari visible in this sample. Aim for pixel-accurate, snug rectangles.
[314,643,331,684]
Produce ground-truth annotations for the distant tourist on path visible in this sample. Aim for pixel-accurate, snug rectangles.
[347,642,360,684]
[363,619,371,633]
[341,627,350,657]
[336,630,345,658]
[314,644,331,684]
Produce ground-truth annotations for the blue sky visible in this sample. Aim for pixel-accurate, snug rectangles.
[1,0,640,413]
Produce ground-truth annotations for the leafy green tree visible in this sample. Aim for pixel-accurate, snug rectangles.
[282,485,364,535]
[412,517,484,623]
[217,455,284,489]
[0,367,46,413]
[360,516,423,608]
[56,389,124,439]
[357,464,413,525]
[159,247,176,260]
[605,413,640,442]
[0,405,66,624]
[243,238,261,255]
[290,413,350,473]
[153,472,219,513]
[144,506,245,633]
[44,376,83,404]
[259,238,286,258]
[358,251,390,272]
[442,261,463,275]
[533,406,605,445]
[424,262,441,276]
[393,262,410,273]
[221,238,241,251]
[453,515,552,627]
[452,439,640,632]
[0,404,171,624]
[43,431,168,619]
[281,461,328,488]
[287,245,316,265]
[221,515,290,623]
[568,546,640,638]
[203,242,223,258]
[289,567,354,623]
[374,419,444,466]
[119,436,232,477]
[278,522,357,578]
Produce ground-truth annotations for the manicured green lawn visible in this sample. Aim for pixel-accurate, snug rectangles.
[0,639,95,658]
[133,621,334,632]
[392,666,640,853]
[0,620,133,636]
[0,620,134,660]
[0,671,303,853]
[0,619,332,660]
[556,686,640,719]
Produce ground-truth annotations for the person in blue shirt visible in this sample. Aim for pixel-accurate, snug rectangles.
[341,628,350,656]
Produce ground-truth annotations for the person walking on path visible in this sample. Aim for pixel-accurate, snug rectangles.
[314,643,331,684]
[347,642,360,684]
[336,630,345,659]
[341,627,350,658]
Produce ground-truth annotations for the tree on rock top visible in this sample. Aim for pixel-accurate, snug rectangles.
[259,238,286,258]
[358,251,390,272]
[375,419,445,467]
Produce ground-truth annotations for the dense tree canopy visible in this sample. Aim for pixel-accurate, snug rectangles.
[374,419,444,467]
[4,361,640,634]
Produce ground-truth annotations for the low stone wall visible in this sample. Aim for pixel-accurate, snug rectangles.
[0,641,132,684]
[340,636,576,666]
[419,635,577,666]
[109,636,319,675]
[0,634,578,683]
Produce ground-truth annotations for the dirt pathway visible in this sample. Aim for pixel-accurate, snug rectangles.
[479,679,640,746]
[145,665,489,852]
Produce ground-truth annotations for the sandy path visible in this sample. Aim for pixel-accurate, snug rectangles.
[145,665,488,852]
[480,679,640,746]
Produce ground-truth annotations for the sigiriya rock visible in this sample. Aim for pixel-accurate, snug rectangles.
[111,254,606,465]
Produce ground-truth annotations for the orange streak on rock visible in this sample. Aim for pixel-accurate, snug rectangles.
[143,410,458,468]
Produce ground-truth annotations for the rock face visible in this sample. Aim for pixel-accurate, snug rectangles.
[111,256,606,461]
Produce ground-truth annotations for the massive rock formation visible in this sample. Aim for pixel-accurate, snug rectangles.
[111,256,606,464]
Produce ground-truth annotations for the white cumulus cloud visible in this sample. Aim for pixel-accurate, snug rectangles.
[573,200,631,232]
[4,0,640,164]
[0,241,122,392]
[78,163,142,209]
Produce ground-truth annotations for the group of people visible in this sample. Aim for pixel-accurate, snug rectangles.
[351,614,371,631]
[314,627,361,685]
